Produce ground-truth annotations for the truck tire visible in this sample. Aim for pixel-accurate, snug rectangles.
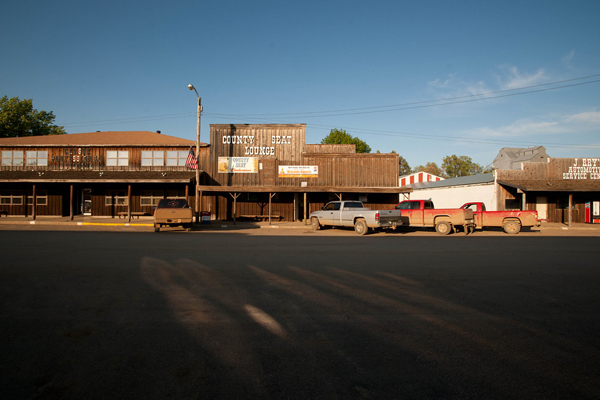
[154,224,160,232]
[354,218,368,235]
[311,217,321,230]
[435,221,452,235]
[503,220,521,234]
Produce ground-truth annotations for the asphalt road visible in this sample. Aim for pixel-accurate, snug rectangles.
[1,229,600,399]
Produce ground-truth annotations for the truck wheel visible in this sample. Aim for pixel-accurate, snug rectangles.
[503,220,521,234]
[154,224,160,232]
[185,224,192,232]
[311,217,321,230]
[435,221,452,235]
[354,218,368,235]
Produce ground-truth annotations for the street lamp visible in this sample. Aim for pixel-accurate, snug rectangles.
[188,84,202,223]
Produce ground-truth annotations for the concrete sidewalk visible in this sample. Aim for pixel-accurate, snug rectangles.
[1,214,600,232]
[0,215,311,230]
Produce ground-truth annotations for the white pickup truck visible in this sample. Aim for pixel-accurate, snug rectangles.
[309,201,403,235]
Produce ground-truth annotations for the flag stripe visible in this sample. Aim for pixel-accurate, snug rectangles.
[185,147,198,169]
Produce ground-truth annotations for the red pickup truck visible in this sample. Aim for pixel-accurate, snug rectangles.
[460,202,540,234]
[394,199,476,235]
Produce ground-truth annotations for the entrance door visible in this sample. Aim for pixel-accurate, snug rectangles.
[83,189,92,215]
[536,196,547,221]
[261,159,276,187]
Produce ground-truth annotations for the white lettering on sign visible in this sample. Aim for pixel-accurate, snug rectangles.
[271,135,292,144]
[244,146,275,156]
[221,135,294,151]
[562,158,600,179]
[222,135,255,145]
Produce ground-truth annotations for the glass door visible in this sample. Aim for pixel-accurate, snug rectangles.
[83,189,92,215]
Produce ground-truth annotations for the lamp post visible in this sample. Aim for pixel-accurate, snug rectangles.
[188,84,202,224]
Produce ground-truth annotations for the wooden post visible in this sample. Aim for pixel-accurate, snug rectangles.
[229,193,240,225]
[32,184,37,221]
[127,184,132,222]
[304,192,307,224]
[70,185,74,221]
[568,193,573,226]
[269,193,276,225]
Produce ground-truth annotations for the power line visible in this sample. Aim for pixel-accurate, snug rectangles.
[61,73,600,127]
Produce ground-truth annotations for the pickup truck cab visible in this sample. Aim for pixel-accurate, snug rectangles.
[460,202,540,234]
[394,199,475,235]
[153,198,193,232]
[310,201,402,235]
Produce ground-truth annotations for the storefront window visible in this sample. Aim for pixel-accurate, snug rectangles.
[140,190,163,206]
[27,190,48,205]
[105,192,128,206]
[0,190,23,204]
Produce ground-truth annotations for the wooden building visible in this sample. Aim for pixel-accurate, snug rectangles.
[496,157,600,223]
[1,125,408,222]
[199,124,407,221]
[404,157,600,224]
[0,131,206,219]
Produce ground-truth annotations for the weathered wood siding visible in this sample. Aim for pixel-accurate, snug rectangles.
[0,145,208,172]
[304,144,355,154]
[208,124,399,189]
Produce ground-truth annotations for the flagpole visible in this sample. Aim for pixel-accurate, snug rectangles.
[188,84,202,224]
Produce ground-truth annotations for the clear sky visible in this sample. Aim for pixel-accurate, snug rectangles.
[2,0,599,169]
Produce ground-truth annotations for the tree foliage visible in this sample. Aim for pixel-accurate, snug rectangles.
[0,96,66,138]
[321,128,371,153]
[413,162,444,177]
[441,155,485,178]
[398,155,411,176]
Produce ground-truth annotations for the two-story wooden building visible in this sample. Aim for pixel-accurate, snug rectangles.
[0,131,205,219]
[1,125,408,221]
[199,124,406,221]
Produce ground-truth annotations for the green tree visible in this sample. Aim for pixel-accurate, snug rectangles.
[398,155,411,176]
[413,162,444,177]
[0,96,66,138]
[441,155,484,178]
[321,128,371,153]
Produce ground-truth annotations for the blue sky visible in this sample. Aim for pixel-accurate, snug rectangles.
[2,0,599,169]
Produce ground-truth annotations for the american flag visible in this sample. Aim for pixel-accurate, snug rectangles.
[185,147,198,169]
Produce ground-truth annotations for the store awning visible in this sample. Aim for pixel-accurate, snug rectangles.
[498,179,600,192]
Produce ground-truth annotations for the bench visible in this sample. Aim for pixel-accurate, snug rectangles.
[118,212,151,219]
[239,214,282,221]
[0,210,8,217]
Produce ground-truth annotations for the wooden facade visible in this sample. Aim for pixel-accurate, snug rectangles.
[0,126,407,222]
[496,158,600,223]
[200,124,406,221]
[0,131,205,219]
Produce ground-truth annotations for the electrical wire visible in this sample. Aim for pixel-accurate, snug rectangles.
[61,73,600,127]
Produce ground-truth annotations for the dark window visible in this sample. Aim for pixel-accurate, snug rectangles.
[157,199,189,208]
[345,202,364,208]
[505,199,522,210]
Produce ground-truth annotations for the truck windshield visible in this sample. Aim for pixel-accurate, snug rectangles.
[395,202,415,210]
